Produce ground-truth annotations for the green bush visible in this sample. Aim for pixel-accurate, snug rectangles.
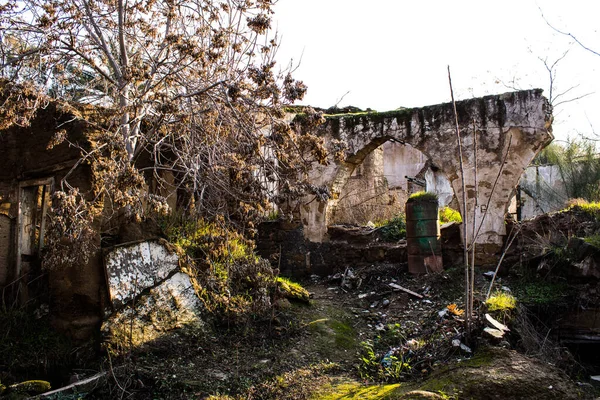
[158,213,276,321]
[378,214,406,242]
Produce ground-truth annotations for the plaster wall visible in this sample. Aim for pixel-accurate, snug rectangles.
[512,164,567,219]
[330,147,399,225]
[383,142,427,190]
[424,169,454,207]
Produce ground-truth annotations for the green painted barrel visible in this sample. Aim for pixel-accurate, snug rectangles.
[405,195,443,274]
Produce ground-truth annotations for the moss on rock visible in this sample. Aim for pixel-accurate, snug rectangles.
[276,277,310,303]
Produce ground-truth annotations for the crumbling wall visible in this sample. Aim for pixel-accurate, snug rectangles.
[256,221,407,277]
[516,164,567,219]
[330,147,398,225]
[295,90,552,263]
[0,214,11,286]
[0,95,182,340]
[0,100,106,335]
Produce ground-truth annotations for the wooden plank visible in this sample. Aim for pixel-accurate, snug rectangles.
[388,282,423,299]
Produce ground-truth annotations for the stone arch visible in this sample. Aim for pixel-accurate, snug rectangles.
[327,139,435,226]
[298,90,553,259]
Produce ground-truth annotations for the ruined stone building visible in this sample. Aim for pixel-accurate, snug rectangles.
[0,86,553,340]
[260,89,553,274]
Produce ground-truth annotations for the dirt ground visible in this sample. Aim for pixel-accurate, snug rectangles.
[78,261,599,400]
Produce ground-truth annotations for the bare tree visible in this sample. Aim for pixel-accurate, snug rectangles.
[0,0,327,268]
[539,7,600,58]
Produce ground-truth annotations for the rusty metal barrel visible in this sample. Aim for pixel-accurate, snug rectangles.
[405,194,443,274]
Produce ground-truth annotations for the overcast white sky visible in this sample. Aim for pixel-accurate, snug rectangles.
[273,0,600,142]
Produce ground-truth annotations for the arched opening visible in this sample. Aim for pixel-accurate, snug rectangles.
[328,141,454,226]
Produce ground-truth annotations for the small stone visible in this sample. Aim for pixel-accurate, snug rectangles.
[382,299,390,307]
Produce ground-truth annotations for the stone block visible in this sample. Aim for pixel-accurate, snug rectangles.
[104,240,179,308]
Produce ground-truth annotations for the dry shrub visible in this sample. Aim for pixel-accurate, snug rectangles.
[565,198,588,208]
[42,189,99,270]
[513,305,575,370]
[162,214,277,323]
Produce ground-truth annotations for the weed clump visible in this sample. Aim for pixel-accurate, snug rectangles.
[357,340,411,382]
[486,292,517,312]
[439,206,462,224]
[583,234,600,248]
[567,200,600,219]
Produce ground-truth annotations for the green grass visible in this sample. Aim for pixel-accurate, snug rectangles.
[514,281,572,306]
[407,191,438,203]
[315,380,403,399]
[583,234,600,248]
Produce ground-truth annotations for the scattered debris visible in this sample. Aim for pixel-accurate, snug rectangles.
[389,283,423,299]
[483,271,496,279]
[484,327,506,338]
[447,303,464,316]
[485,313,510,332]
